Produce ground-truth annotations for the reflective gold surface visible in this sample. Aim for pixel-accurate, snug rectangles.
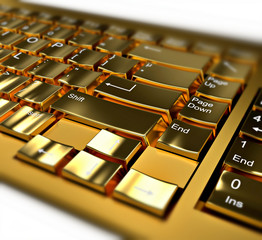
[191,41,223,58]
[14,80,62,110]
[0,17,27,31]
[51,90,166,145]
[68,31,102,49]
[19,22,51,37]
[16,134,73,173]
[104,25,133,39]
[62,150,122,193]
[14,37,51,54]
[133,62,200,100]
[206,170,262,228]
[94,75,184,123]
[0,31,25,47]
[0,48,14,61]
[160,36,191,51]
[98,54,139,78]
[0,105,55,140]
[156,119,212,160]
[128,43,211,79]
[43,26,75,42]
[86,129,142,167]
[113,169,178,216]
[0,98,19,119]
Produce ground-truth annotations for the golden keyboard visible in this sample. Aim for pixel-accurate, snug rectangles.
[0,1,261,239]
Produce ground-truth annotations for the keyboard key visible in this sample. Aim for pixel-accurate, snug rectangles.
[224,137,262,177]
[196,76,241,111]
[68,31,102,49]
[86,129,142,169]
[58,67,102,93]
[1,52,40,74]
[133,62,200,100]
[225,47,259,65]
[17,134,74,173]
[0,71,30,100]
[113,169,178,217]
[178,96,228,133]
[28,59,70,83]
[14,80,62,111]
[40,42,78,62]
[80,20,107,34]
[209,60,252,84]
[0,105,55,140]
[98,54,139,78]
[128,43,211,79]
[206,170,262,228]
[131,31,161,44]
[19,21,51,37]
[159,36,191,51]
[62,151,122,194]
[0,18,27,31]
[240,110,262,141]
[56,16,82,29]
[0,98,19,120]
[43,118,99,150]
[191,41,223,58]
[0,31,25,47]
[94,75,184,123]
[0,5,16,16]
[36,12,58,24]
[132,146,198,188]
[43,26,76,43]
[0,47,14,61]
[51,90,166,145]
[13,8,36,20]
[14,37,51,54]
[156,119,212,160]
[68,48,107,70]
[96,36,133,56]
[253,89,262,111]
[104,25,133,39]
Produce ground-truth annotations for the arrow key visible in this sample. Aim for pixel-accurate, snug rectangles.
[16,135,75,173]
[240,110,262,141]
[113,169,178,217]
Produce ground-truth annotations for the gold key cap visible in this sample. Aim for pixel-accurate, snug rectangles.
[0,71,30,100]
[62,150,122,194]
[40,42,78,62]
[14,80,62,111]
[128,43,211,79]
[0,18,27,31]
[28,59,70,83]
[253,90,262,111]
[224,137,262,177]
[104,25,133,39]
[68,31,102,49]
[68,48,107,70]
[13,8,36,20]
[0,31,25,48]
[14,36,51,55]
[80,20,107,34]
[0,98,19,121]
[225,47,259,65]
[1,52,40,74]
[57,16,82,29]
[0,105,55,140]
[133,62,200,100]
[36,12,58,24]
[206,170,262,228]
[0,5,16,16]
[96,36,133,56]
[113,169,178,217]
[209,60,252,84]
[98,54,139,78]
[240,110,262,141]
[58,67,102,93]
[131,31,161,44]
[16,134,74,173]
[19,21,50,37]
[156,119,212,160]
[196,76,241,111]
[94,75,185,123]
[51,90,166,146]
[86,129,142,169]
[159,36,191,51]
[0,47,14,61]
[43,26,76,43]
[178,96,228,133]
[191,41,223,58]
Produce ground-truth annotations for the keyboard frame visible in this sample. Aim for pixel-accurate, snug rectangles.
[0,0,262,239]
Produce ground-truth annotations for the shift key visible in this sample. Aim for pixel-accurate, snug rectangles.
[51,90,166,145]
